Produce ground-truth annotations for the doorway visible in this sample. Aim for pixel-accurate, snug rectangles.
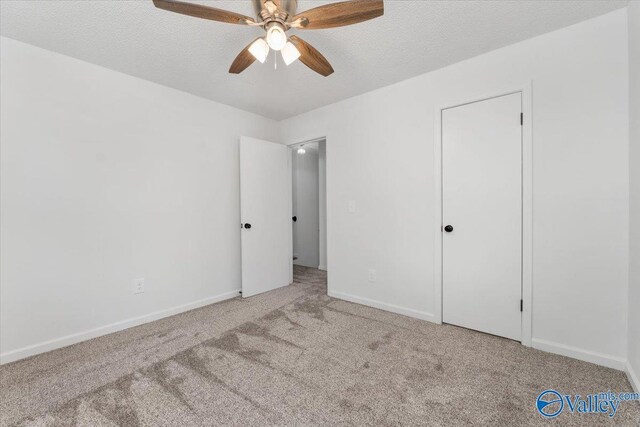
[441,92,523,341]
[290,139,327,272]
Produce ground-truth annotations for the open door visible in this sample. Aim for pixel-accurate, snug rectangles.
[240,136,292,298]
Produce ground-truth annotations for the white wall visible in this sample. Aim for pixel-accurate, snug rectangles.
[0,37,278,363]
[1,9,634,373]
[280,10,629,368]
[628,2,640,392]
[292,144,320,268]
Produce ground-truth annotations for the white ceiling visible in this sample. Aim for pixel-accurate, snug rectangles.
[0,0,628,120]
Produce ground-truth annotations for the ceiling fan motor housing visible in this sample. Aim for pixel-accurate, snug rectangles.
[253,0,298,19]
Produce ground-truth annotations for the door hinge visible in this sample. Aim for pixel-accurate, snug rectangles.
[520,113,523,126]
[520,299,523,312]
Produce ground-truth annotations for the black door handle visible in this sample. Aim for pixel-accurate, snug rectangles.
[244,223,252,229]
[444,225,453,233]
[292,216,297,222]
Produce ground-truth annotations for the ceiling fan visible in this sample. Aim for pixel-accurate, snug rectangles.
[152,0,384,76]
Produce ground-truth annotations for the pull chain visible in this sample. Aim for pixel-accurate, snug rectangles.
[274,51,277,70]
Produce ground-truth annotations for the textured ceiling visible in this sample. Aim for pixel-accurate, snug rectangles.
[0,0,628,120]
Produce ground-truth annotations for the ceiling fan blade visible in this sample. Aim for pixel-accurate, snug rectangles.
[229,39,260,74]
[288,16,309,29]
[288,35,334,77]
[153,0,257,25]
[291,0,383,29]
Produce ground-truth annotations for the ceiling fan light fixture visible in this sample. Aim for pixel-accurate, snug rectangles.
[153,0,385,76]
[266,23,287,51]
[281,41,301,66]
[248,37,269,63]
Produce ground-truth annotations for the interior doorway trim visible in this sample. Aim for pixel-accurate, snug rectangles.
[287,135,329,288]
[433,82,533,347]
[289,137,326,148]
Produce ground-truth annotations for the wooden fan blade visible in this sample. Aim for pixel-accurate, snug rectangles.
[153,0,256,25]
[288,16,309,28]
[229,39,260,74]
[288,35,334,77]
[291,0,383,29]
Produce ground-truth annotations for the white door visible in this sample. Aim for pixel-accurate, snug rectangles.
[240,136,292,298]
[442,93,522,341]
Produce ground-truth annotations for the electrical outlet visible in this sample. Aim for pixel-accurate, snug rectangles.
[133,278,145,294]
[368,269,377,283]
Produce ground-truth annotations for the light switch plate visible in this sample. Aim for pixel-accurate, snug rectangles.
[368,269,377,282]
[133,278,145,294]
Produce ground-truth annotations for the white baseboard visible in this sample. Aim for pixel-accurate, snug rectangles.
[0,289,240,365]
[627,361,640,393]
[328,290,436,323]
[324,291,628,373]
[531,338,626,371]
[318,265,327,271]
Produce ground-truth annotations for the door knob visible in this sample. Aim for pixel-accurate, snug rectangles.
[444,225,453,233]
[244,223,252,229]
[292,216,297,222]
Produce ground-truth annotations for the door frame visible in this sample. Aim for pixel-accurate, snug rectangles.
[287,136,329,288]
[433,82,533,346]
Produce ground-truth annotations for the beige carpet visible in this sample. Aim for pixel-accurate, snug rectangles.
[1,266,638,426]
